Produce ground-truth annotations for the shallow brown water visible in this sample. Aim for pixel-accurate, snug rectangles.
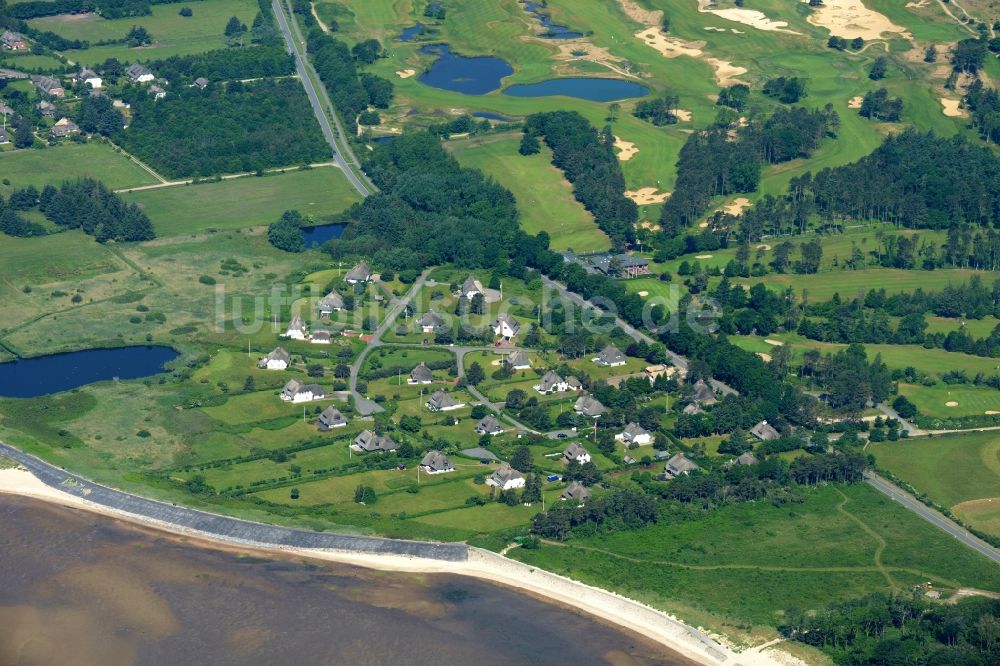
[0,496,693,666]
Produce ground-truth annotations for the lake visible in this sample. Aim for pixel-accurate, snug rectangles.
[0,346,178,398]
[523,1,584,39]
[301,221,347,247]
[0,496,694,665]
[504,77,649,102]
[418,44,513,95]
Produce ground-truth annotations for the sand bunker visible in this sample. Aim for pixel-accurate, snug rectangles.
[614,136,639,161]
[396,69,416,79]
[940,98,965,117]
[707,58,747,86]
[723,197,751,216]
[945,401,959,407]
[698,221,709,228]
[705,26,727,32]
[986,410,1000,415]
[905,0,928,7]
[637,291,650,297]
[618,0,663,25]
[674,109,692,122]
[756,244,771,251]
[625,188,671,204]
[636,28,705,58]
[695,254,714,259]
[639,220,661,231]
[698,0,800,34]
[848,95,864,109]
[765,339,784,346]
[757,352,773,362]
[802,0,908,41]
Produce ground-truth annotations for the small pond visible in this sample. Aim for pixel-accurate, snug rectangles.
[523,2,583,39]
[418,44,513,95]
[0,346,179,398]
[504,77,648,102]
[400,23,426,41]
[473,111,514,121]
[301,222,347,247]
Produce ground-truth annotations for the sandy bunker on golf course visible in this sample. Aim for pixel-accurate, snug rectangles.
[802,0,908,41]
[698,0,800,34]
[396,69,416,79]
[614,136,638,161]
[848,96,863,109]
[625,188,670,204]
[724,197,752,216]
[945,401,959,407]
[940,98,965,117]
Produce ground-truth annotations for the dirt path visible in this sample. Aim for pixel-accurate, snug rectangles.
[835,488,896,589]
[114,161,340,194]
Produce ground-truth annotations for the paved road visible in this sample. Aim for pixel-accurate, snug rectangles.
[875,403,922,436]
[0,441,467,561]
[272,0,372,197]
[865,472,1000,566]
[453,346,537,433]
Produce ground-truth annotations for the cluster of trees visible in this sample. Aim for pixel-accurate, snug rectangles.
[951,37,988,75]
[531,489,657,539]
[145,45,294,84]
[632,95,680,125]
[35,178,155,242]
[858,88,902,122]
[8,0,178,19]
[307,30,394,133]
[117,79,328,178]
[331,132,520,270]
[0,190,47,237]
[267,210,305,252]
[427,114,497,139]
[762,76,806,104]
[782,593,1000,665]
[964,79,1000,143]
[523,111,637,247]
[75,94,125,136]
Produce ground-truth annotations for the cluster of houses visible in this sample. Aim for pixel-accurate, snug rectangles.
[562,251,651,279]
[2,31,28,51]
[283,315,334,345]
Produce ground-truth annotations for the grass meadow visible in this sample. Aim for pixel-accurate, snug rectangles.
[0,142,156,194]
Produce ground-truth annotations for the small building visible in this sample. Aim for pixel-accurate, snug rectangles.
[664,453,699,478]
[75,68,102,89]
[317,405,348,430]
[534,370,568,395]
[692,378,717,406]
[318,291,344,316]
[0,101,13,117]
[408,362,434,385]
[284,315,307,340]
[491,313,520,340]
[280,379,325,403]
[310,330,332,344]
[750,420,780,441]
[588,253,651,278]
[193,77,209,89]
[655,449,671,461]
[503,349,531,370]
[644,364,677,383]
[50,117,79,138]
[486,462,525,491]
[417,311,444,333]
[126,63,155,83]
[682,402,705,416]
[616,422,652,446]
[427,389,465,412]
[345,261,372,284]
[574,395,606,419]
[594,344,626,367]
[36,100,56,117]
[565,376,583,391]
[353,429,398,452]
[735,452,759,466]
[31,75,65,98]
[563,442,592,465]
[420,450,454,474]
[561,480,590,505]
[461,275,484,300]
[1,31,28,51]
[149,84,166,100]
[258,347,290,370]
[475,414,504,436]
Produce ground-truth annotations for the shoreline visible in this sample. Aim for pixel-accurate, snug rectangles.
[0,465,801,666]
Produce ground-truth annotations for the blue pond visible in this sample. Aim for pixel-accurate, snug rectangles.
[418,44,513,95]
[473,112,514,121]
[523,2,583,39]
[0,346,179,398]
[400,23,425,41]
[301,222,347,248]
[504,77,648,102]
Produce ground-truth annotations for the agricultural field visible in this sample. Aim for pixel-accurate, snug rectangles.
[0,142,157,195]
[30,0,260,65]
[122,168,362,237]
[447,133,610,253]
[871,431,1000,537]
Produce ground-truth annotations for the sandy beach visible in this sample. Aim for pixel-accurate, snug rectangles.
[0,465,801,666]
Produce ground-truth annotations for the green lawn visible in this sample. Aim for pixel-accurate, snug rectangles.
[123,168,361,236]
[898,383,1000,419]
[32,0,260,65]
[0,142,156,195]
[447,133,610,253]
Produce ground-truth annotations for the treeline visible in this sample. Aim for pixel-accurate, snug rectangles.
[117,78,328,178]
[745,129,1000,231]
[306,29,394,134]
[660,107,836,233]
[781,593,1000,665]
[530,489,658,539]
[523,111,637,246]
[144,45,294,84]
[331,132,520,269]
[8,0,191,19]
[964,79,1000,143]
[39,179,154,241]
[0,189,47,237]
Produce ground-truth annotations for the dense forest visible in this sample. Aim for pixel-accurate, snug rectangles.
[116,79,328,177]
[145,45,294,84]
[523,111,637,247]
[8,0,187,19]
[782,593,1000,665]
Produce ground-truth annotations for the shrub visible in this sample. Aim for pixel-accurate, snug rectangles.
[198,275,217,285]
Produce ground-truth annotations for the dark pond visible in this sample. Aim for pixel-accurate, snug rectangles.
[473,111,514,121]
[0,496,695,666]
[418,44,513,95]
[300,222,346,247]
[400,22,426,41]
[504,77,649,102]
[0,346,179,398]
[523,1,584,39]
